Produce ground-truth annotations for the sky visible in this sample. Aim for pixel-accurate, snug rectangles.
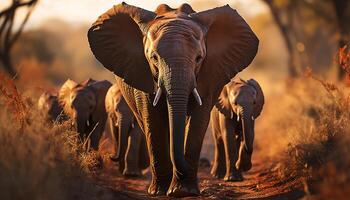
[1,0,268,29]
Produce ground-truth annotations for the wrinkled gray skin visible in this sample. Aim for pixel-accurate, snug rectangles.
[88,3,258,197]
[59,79,112,150]
[38,92,65,123]
[105,84,149,177]
[211,78,264,182]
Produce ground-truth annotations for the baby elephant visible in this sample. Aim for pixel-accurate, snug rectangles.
[105,84,149,177]
[211,77,264,181]
[59,79,112,150]
[38,91,65,123]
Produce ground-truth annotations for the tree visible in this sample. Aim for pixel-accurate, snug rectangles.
[0,0,38,77]
[262,0,350,79]
[262,0,309,77]
[303,0,350,78]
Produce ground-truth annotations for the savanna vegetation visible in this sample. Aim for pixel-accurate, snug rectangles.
[0,0,350,199]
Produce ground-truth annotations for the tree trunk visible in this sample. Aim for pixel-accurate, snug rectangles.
[264,0,298,78]
[0,55,17,78]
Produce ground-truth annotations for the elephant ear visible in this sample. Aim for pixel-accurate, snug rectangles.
[59,79,78,115]
[89,80,113,120]
[247,79,264,118]
[190,5,259,102]
[215,85,233,119]
[88,3,156,93]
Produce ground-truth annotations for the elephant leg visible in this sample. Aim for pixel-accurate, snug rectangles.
[118,84,171,195]
[133,92,172,196]
[123,125,142,177]
[210,109,226,178]
[211,136,226,179]
[145,119,172,195]
[109,117,120,162]
[138,135,150,170]
[220,115,242,182]
[167,106,211,197]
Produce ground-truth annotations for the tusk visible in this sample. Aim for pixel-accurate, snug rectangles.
[153,87,162,106]
[237,114,240,122]
[86,120,90,126]
[193,88,202,106]
[230,111,234,119]
[252,116,255,121]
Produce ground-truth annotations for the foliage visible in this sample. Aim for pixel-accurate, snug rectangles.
[0,73,102,200]
[271,49,350,197]
[0,0,38,76]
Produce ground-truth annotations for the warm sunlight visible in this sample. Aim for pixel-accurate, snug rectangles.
[2,0,267,28]
[1,0,349,199]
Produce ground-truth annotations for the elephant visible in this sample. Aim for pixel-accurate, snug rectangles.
[38,91,65,123]
[105,84,149,177]
[88,3,259,197]
[210,77,264,182]
[59,78,112,150]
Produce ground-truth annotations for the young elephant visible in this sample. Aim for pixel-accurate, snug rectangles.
[38,91,65,123]
[210,77,264,181]
[59,79,112,150]
[105,84,149,176]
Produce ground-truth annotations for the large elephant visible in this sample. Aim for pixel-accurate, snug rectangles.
[88,3,258,197]
[210,77,264,182]
[38,91,65,123]
[59,79,112,150]
[105,84,149,177]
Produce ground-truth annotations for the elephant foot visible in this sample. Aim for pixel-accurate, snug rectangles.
[147,178,171,196]
[166,178,200,197]
[123,168,142,177]
[224,171,243,182]
[211,168,225,179]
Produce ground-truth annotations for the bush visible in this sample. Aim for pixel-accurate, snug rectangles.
[274,68,350,197]
[0,73,100,200]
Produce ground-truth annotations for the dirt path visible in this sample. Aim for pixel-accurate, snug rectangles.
[91,152,304,200]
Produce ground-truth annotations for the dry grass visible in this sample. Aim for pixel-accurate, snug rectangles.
[0,73,103,200]
[255,48,350,198]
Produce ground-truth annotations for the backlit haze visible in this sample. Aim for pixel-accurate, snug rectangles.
[1,0,268,29]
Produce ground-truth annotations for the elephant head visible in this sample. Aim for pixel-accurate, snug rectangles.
[88,3,258,175]
[38,92,64,122]
[59,79,111,145]
[217,78,264,171]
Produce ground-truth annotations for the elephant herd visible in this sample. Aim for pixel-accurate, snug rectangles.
[38,3,264,197]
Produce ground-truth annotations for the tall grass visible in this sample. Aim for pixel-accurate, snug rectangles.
[0,74,100,200]
[271,47,350,198]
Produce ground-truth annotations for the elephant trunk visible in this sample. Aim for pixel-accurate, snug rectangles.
[236,104,254,171]
[75,113,89,140]
[163,66,193,178]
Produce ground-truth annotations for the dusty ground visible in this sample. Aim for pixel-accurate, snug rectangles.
[90,150,304,200]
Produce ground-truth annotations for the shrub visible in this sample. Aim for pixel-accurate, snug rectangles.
[0,73,100,200]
